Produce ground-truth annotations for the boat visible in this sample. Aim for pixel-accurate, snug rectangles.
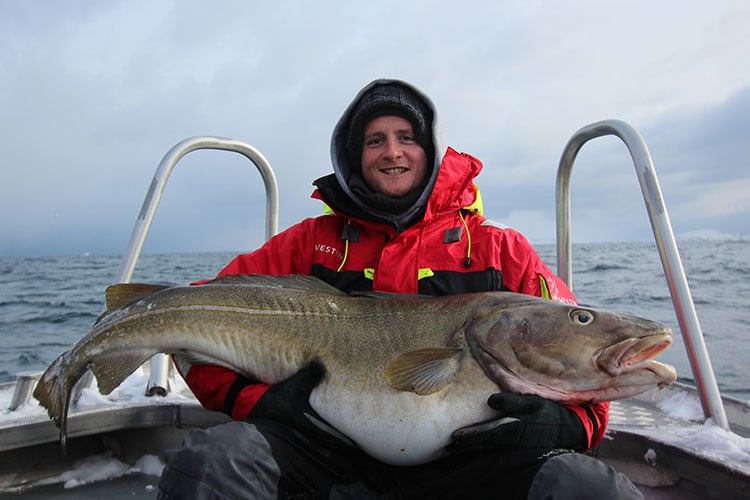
[1,122,748,498]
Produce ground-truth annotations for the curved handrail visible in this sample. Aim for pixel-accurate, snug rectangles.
[114,136,279,283]
[113,136,279,396]
[555,119,729,429]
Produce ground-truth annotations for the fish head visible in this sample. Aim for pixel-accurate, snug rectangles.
[465,293,677,404]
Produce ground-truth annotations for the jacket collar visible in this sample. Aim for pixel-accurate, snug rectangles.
[313,147,483,232]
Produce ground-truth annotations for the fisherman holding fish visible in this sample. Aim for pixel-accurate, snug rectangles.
[157,80,644,499]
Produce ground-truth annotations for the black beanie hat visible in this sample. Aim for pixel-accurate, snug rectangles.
[345,83,434,169]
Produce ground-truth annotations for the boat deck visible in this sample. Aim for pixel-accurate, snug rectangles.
[596,385,750,498]
[1,378,748,498]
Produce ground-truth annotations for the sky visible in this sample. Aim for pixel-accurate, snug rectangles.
[2,1,749,257]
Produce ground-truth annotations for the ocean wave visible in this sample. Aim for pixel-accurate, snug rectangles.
[15,351,48,366]
[0,299,69,308]
[20,311,99,324]
[719,264,750,276]
[577,263,630,273]
[677,230,750,241]
[597,292,672,307]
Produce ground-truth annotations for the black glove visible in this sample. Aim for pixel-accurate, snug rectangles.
[249,362,354,449]
[451,394,587,453]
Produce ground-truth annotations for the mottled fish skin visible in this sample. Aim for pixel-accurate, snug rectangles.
[33,274,676,465]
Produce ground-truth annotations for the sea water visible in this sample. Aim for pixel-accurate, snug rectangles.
[1,239,748,402]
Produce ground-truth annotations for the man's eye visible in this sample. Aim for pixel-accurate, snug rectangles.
[401,135,415,143]
[365,137,383,147]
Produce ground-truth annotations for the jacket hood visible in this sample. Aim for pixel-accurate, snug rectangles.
[322,79,446,231]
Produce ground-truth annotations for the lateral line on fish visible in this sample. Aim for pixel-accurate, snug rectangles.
[98,304,405,325]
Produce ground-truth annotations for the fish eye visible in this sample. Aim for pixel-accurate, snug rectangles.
[570,309,594,325]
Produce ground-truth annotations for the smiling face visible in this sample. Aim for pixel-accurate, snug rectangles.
[360,115,428,197]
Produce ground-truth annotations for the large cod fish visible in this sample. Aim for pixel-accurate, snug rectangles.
[33,274,676,465]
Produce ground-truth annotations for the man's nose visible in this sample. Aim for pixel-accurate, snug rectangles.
[383,139,402,159]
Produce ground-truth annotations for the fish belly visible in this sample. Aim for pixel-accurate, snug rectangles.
[311,374,498,466]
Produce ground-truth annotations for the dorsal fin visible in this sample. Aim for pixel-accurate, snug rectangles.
[205,274,346,295]
[105,283,171,310]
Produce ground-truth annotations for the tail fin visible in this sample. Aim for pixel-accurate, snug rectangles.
[32,352,73,450]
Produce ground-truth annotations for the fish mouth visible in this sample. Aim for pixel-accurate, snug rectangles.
[594,333,675,384]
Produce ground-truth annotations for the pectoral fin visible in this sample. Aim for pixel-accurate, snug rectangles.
[385,347,462,395]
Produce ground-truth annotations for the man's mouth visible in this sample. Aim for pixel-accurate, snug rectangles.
[381,167,408,175]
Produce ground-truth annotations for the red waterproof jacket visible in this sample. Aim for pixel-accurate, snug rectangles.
[181,147,609,449]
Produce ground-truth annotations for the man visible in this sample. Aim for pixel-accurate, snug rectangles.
[158,79,642,499]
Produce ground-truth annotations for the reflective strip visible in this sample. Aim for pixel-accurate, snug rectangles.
[538,275,551,299]
[364,268,374,280]
[418,268,435,280]
[481,218,510,230]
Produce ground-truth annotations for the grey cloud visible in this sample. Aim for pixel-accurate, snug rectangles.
[2,1,749,256]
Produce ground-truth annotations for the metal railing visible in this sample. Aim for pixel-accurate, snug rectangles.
[555,119,728,429]
[8,136,279,409]
[113,136,279,396]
